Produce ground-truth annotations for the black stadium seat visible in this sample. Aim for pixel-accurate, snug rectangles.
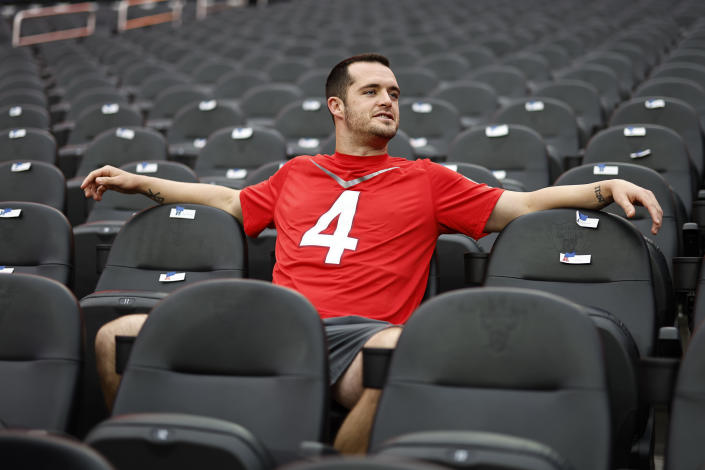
[0,160,65,211]
[0,430,114,470]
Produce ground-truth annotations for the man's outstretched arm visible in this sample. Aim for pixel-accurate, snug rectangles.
[485,179,663,234]
[81,165,243,222]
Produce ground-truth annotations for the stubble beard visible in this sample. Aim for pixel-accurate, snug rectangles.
[344,107,398,142]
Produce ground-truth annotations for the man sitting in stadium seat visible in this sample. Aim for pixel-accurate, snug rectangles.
[82,53,662,454]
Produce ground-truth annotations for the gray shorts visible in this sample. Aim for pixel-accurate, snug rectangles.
[324,315,393,385]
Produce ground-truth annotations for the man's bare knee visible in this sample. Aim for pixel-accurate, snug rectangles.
[95,314,148,410]
[364,326,402,349]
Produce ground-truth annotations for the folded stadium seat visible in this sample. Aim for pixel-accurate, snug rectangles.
[191,59,239,87]
[75,203,248,435]
[213,70,271,103]
[119,62,172,99]
[274,99,334,158]
[582,124,697,217]
[195,125,287,189]
[666,49,705,68]
[0,274,82,432]
[0,127,56,164]
[555,163,685,269]
[0,76,45,97]
[132,72,191,114]
[429,81,498,129]
[240,50,282,71]
[265,57,314,84]
[0,104,49,132]
[526,43,572,71]
[502,52,552,85]
[467,65,527,106]
[73,160,198,299]
[145,84,210,133]
[65,126,168,226]
[166,100,245,168]
[398,98,460,161]
[609,97,704,182]
[492,97,580,170]
[296,69,329,99]
[239,83,303,129]
[556,63,622,114]
[0,88,48,109]
[85,279,328,468]
[451,44,496,69]
[0,160,64,211]
[477,34,515,58]
[447,124,553,191]
[50,75,116,108]
[418,53,469,82]
[393,68,439,100]
[634,77,705,130]
[369,288,612,470]
[57,104,143,178]
[603,42,650,83]
[532,79,605,146]
[281,455,464,470]
[174,50,217,75]
[484,208,665,357]
[0,430,113,470]
[311,49,348,70]
[53,88,129,125]
[650,62,705,90]
[0,201,72,285]
[382,47,422,68]
[581,51,636,98]
[666,324,705,470]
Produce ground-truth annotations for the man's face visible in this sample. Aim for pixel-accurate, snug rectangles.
[341,61,400,141]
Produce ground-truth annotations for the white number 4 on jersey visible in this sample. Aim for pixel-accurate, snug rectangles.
[300,190,360,264]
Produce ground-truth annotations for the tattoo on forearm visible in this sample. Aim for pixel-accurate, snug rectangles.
[594,185,605,205]
[146,189,165,204]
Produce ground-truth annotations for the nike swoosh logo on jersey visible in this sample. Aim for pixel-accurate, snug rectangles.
[309,160,400,189]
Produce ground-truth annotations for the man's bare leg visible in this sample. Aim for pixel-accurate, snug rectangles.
[95,314,147,410]
[333,327,402,454]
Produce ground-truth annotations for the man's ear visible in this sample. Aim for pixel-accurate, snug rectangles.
[327,96,344,120]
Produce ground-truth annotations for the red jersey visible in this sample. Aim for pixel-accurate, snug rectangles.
[240,152,503,324]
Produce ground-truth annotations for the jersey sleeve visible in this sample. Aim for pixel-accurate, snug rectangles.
[239,161,292,237]
[425,161,504,238]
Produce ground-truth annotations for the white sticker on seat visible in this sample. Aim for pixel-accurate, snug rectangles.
[10,161,31,172]
[8,128,26,139]
[101,103,119,114]
[116,128,135,140]
[136,162,158,173]
[226,168,247,179]
[593,164,619,175]
[525,100,545,112]
[9,106,22,117]
[492,170,507,180]
[193,138,207,149]
[630,149,651,159]
[410,137,428,148]
[169,206,196,219]
[442,164,458,172]
[412,102,433,113]
[198,100,217,111]
[576,210,599,228]
[560,252,591,264]
[231,127,253,140]
[159,271,185,282]
[302,99,321,111]
[0,266,14,273]
[0,208,21,218]
[645,98,665,109]
[298,137,320,148]
[623,126,646,137]
[485,124,509,137]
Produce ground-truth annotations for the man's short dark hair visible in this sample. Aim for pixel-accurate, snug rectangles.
[325,53,391,103]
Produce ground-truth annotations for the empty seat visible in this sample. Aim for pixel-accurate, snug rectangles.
[394,68,439,99]
[214,70,271,102]
[0,160,64,211]
[429,81,498,129]
[0,128,56,164]
[240,83,303,128]
[274,99,334,157]
[557,63,621,113]
[167,100,245,167]
[0,430,113,470]
[398,98,460,160]
[195,126,287,189]
[145,84,211,133]
[90,279,327,467]
[0,274,81,432]
[419,53,470,82]
[502,52,552,83]
[0,104,49,131]
[634,77,705,129]
[266,57,313,83]
[369,287,611,470]
[469,65,527,104]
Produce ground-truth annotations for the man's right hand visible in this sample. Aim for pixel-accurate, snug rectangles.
[81,165,143,201]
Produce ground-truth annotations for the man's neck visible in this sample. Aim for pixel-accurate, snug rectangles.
[334,131,389,156]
